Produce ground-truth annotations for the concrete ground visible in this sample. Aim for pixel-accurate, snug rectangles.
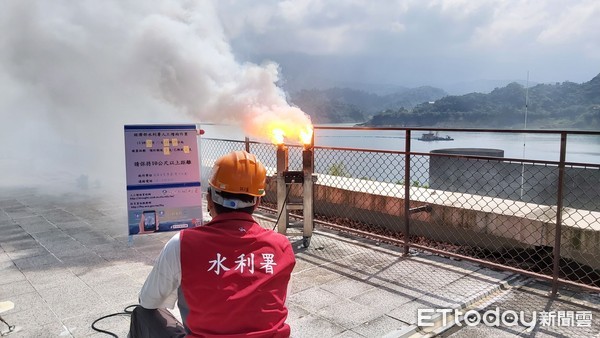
[1,186,599,337]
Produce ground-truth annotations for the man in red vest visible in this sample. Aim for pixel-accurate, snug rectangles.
[129,150,296,337]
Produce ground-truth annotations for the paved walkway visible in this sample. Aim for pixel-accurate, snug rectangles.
[1,186,599,337]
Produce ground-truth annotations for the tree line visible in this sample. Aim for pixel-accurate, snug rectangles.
[361,73,600,129]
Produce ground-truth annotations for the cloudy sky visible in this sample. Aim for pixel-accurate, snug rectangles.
[217,0,600,91]
[0,0,598,190]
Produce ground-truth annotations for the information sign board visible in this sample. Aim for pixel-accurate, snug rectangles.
[124,124,203,235]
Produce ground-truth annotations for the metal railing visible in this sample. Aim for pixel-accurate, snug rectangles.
[200,126,600,295]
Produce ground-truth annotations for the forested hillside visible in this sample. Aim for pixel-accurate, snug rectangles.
[289,86,447,123]
[361,73,600,129]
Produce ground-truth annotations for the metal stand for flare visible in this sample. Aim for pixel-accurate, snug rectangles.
[276,144,317,248]
[276,145,289,235]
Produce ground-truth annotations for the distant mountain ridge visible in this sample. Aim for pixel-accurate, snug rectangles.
[360,73,600,129]
[288,86,447,123]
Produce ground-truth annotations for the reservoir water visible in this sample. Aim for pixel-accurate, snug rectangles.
[199,123,600,189]
[201,123,600,164]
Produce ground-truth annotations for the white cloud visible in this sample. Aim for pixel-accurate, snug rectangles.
[428,0,488,19]
[390,21,406,33]
[538,0,600,46]
[470,1,549,47]
[218,1,599,56]
[278,0,325,23]
[216,0,599,85]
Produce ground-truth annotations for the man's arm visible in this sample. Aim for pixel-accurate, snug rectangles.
[139,232,182,309]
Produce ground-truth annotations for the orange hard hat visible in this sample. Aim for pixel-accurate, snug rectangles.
[209,150,266,197]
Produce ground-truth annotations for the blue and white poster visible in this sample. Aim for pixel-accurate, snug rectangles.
[124,124,203,235]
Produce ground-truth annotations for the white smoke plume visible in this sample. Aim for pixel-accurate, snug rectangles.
[0,0,311,193]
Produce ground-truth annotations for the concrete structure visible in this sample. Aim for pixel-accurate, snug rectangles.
[2,185,600,337]
[1,186,600,337]
[264,173,600,272]
[430,148,600,211]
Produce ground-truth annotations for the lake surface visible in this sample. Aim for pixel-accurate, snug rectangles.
[200,123,600,165]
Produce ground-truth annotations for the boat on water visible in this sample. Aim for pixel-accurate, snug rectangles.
[418,131,454,141]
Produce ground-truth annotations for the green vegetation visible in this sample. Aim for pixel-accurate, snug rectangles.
[392,179,428,188]
[412,180,429,189]
[327,163,350,177]
[289,86,447,124]
[361,73,600,129]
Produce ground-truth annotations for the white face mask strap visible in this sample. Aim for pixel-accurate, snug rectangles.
[210,188,256,209]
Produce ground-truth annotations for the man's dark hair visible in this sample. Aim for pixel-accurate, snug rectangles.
[210,188,256,215]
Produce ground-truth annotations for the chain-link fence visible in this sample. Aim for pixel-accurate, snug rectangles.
[200,128,600,294]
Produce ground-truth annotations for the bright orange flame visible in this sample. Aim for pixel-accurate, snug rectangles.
[299,126,313,145]
[267,124,312,146]
[272,128,285,145]
[246,106,313,145]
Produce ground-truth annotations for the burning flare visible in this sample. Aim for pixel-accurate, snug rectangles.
[272,128,285,145]
[244,105,313,146]
[267,124,313,146]
[299,126,313,146]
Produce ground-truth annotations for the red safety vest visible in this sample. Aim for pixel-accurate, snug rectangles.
[180,212,295,337]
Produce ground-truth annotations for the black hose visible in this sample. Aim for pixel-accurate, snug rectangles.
[272,185,292,231]
[91,304,138,337]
